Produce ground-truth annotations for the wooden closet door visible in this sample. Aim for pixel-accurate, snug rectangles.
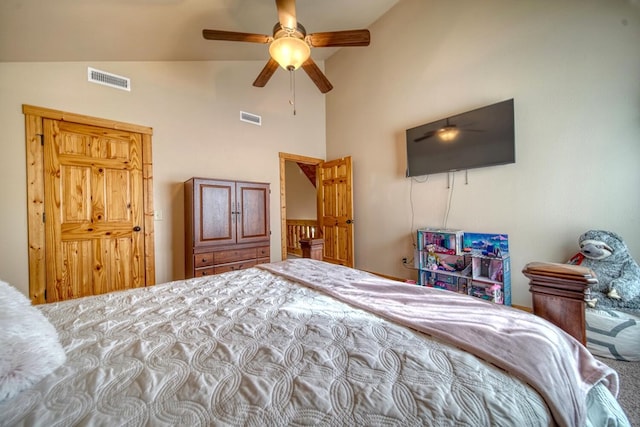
[43,119,145,301]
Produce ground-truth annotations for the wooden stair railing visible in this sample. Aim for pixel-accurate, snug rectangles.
[286,219,319,256]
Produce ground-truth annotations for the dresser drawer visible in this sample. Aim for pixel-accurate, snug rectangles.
[214,248,257,264]
[256,246,270,258]
[194,267,215,277]
[214,260,257,274]
[194,252,214,267]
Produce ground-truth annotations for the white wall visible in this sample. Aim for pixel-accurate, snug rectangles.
[0,61,326,296]
[285,161,317,219]
[326,0,640,306]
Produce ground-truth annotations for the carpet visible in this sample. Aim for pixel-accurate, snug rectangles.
[596,356,639,426]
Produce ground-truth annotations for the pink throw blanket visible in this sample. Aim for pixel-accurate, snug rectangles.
[260,259,618,427]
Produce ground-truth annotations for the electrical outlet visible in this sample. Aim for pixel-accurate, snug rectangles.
[402,257,408,264]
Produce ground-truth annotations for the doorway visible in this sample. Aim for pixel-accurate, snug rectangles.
[278,152,323,260]
[279,152,355,267]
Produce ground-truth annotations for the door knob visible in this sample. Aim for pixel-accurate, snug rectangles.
[346,219,354,224]
[133,226,141,232]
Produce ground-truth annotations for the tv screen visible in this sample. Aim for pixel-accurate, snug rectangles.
[405,99,515,177]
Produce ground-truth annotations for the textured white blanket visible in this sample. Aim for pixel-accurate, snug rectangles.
[0,260,625,427]
[260,259,619,427]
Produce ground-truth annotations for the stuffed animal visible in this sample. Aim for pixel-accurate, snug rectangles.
[568,230,640,311]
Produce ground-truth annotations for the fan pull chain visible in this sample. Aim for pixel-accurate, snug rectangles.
[288,67,296,116]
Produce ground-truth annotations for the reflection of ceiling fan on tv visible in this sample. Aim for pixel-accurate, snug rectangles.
[414,118,483,142]
[202,0,370,93]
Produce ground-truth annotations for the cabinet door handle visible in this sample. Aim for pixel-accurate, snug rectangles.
[133,226,141,232]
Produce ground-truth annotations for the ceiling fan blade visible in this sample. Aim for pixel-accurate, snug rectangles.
[202,29,270,44]
[276,0,297,30]
[414,131,437,142]
[308,30,370,47]
[301,58,333,93]
[253,58,279,88]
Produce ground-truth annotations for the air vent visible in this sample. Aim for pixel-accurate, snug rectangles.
[240,111,262,126]
[87,67,131,91]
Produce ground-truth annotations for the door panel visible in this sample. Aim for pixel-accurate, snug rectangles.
[105,169,132,221]
[237,182,270,244]
[318,157,354,267]
[44,119,145,301]
[197,180,236,246]
[63,166,92,221]
[61,240,93,298]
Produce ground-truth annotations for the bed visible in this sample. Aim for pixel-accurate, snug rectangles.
[0,259,630,426]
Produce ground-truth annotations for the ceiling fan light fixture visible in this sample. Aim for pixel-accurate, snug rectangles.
[269,36,310,70]
[438,126,459,141]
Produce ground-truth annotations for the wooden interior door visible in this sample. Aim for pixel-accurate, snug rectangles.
[24,105,155,304]
[43,119,146,301]
[318,156,354,267]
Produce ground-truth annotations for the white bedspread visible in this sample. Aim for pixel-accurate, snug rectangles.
[0,260,628,426]
[260,259,622,427]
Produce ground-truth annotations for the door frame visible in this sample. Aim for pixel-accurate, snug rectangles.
[278,152,323,261]
[23,104,156,303]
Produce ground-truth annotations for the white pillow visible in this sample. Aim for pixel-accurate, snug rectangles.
[0,280,66,402]
[586,308,640,362]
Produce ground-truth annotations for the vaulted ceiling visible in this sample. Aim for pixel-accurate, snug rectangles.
[0,0,399,62]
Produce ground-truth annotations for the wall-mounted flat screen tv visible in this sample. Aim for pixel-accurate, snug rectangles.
[405,99,515,177]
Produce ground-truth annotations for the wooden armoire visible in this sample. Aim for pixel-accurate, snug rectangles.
[184,178,270,277]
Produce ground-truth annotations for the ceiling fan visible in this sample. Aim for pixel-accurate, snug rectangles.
[414,119,484,143]
[202,0,370,93]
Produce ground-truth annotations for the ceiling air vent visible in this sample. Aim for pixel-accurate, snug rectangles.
[240,111,262,126]
[87,67,131,91]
